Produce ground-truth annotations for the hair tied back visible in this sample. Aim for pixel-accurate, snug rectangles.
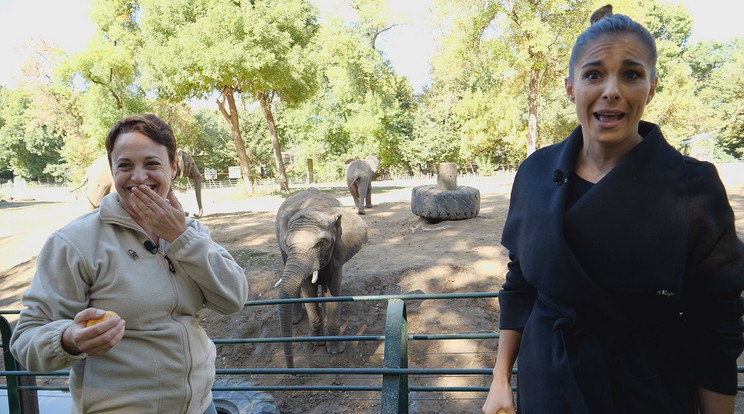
[590,4,614,25]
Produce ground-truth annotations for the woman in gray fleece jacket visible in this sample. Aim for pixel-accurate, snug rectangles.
[11,114,249,414]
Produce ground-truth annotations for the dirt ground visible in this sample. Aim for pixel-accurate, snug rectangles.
[2,165,744,413]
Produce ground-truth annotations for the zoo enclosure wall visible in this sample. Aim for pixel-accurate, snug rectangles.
[2,293,743,414]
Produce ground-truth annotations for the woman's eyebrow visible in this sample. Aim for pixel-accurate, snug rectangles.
[622,59,646,68]
[581,59,646,70]
[580,60,602,69]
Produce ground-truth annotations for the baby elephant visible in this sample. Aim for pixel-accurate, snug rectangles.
[344,155,380,215]
[274,188,369,368]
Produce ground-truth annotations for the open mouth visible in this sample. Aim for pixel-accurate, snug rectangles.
[593,112,625,122]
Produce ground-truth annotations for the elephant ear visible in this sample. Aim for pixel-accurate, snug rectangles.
[332,207,369,264]
[276,207,301,254]
[364,155,380,173]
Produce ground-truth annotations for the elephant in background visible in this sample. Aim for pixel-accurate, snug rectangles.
[175,148,203,218]
[344,155,380,215]
[274,187,369,368]
[72,149,203,217]
[72,155,112,209]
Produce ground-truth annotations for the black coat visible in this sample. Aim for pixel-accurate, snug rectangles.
[499,122,744,413]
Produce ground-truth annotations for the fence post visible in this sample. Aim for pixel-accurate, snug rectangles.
[307,159,314,185]
[1,316,20,414]
[1,316,38,414]
[380,299,408,414]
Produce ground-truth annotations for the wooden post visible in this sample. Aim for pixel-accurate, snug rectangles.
[436,163,458,191]
[306,159,314,185]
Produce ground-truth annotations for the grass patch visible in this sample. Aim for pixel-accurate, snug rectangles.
[231,249,273,266]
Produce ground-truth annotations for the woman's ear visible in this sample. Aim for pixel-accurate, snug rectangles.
[646,76,659,104]
[565,77,575,103]
[171,160,178,180]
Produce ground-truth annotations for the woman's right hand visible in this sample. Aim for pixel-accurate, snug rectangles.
[482,379,516,414]
[61,308,125,356]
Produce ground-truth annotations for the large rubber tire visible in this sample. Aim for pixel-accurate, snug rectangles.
[411,185,480,221]
[212,378,280,414]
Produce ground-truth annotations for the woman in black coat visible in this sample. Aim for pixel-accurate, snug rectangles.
[482,5,744,414]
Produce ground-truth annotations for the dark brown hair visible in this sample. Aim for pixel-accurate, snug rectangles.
[568,4,658,80]
[105,114,177,166]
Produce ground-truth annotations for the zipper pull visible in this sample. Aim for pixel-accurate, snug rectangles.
[164,255,176,273]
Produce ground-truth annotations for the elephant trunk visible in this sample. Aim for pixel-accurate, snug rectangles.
[193,176,203,218]
[277,258,313,368]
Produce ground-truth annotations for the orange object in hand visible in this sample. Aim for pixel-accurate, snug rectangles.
[85,311,118,327]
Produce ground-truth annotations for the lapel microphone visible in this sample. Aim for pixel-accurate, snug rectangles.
[553,169,569,186]
[143,240,175,273]
[144,240,159,254]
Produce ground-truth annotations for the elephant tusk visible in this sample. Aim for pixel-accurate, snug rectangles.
[274,277,283,288]
[311,270,319,284]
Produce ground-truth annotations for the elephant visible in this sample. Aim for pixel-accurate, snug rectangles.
[344,155,380,215]
[72,155,113,210]
[175,148,203,218]
[274,187,369,368]
[72,149,204,217]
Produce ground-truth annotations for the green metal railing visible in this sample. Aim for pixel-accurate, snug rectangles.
[3,293,744,413]
[1,312,21,413]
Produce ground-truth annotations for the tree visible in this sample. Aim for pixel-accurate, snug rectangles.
[59,0,146,143]
[277,0,414,178]
[704,39,744,158]
[137,0,320,192]
[16,41,93,181]
[640,1,704,146]
[423,0,586,168]
[0,88,64,181]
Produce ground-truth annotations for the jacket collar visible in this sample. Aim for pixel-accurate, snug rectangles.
[563,121,687,293]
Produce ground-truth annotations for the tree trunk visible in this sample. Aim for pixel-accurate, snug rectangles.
[217,86,255,193]
[257,91,289,191]
[527,67,539,156]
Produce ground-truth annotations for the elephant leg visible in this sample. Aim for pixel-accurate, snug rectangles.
[365,182,373,208]
[356,181,367,215]
[301,280,324,344]
[324,273,345,355]
[349,183,360,208]
[193,176,203,218]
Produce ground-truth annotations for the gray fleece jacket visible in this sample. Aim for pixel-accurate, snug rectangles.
[10,193,249,413]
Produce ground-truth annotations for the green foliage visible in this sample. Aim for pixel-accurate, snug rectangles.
[704,39,744,159]
[3,0,744,180]
[136,0,321,188]
[422,0,589,164]
[239,107,277,175]
[645,2,692,51]
[190,109,238,171]
[685,40,731,85]
[402,92,461,173]
[0,88,64,181]
[137,0,319,102]
[278,3,415,179]
[60,0,147,125]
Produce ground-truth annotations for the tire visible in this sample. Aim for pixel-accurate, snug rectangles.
[212,378,280,414]
[410,185,480,222]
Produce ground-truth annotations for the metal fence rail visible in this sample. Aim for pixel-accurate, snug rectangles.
[2,294,744,413]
